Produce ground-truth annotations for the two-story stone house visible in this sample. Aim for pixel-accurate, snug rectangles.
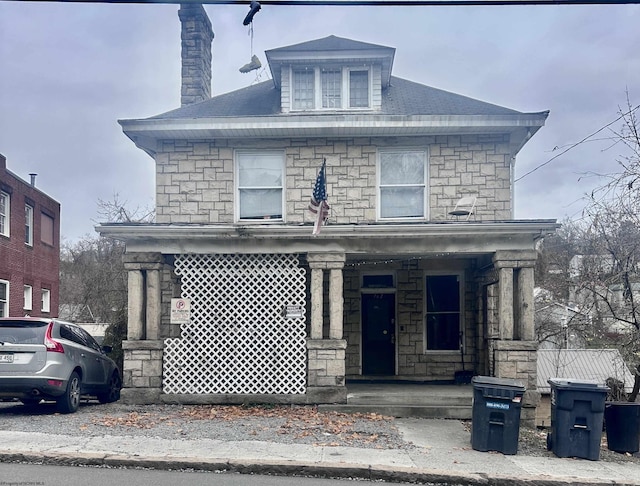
[99,4,558,423]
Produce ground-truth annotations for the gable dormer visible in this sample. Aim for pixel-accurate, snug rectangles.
[265,35,395,113]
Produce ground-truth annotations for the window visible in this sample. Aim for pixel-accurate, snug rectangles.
[41,288,51,313]
[425,274,461,351]
[292,69,314,110]
[0,281,8,317]
[23,285,32,311]
[41,213,54,245]
[321,69,342,108]
[362,274,395,289]
[349,70,369,108]
[236,151,284,220]
[0,192,9,237]
[291,66,370,110]
[378,150,427,219]
[25,204,33,246]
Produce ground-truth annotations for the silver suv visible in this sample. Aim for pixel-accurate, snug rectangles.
[0,317,121,413]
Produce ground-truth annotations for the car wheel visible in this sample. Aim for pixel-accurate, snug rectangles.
[20,398,42,406]
[97,371,121,404]
[57,371,81,413]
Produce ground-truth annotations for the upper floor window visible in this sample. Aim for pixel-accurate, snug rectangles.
[25,204,34,246]
[292,66,370,111]
[349,70,369,108]
[41,212,54,246]
[24,285,32,311]
[41,288,51,313]
[378,150,427,219]
[0,192,9,237]
[292,69,314,110]
[0,281,8,317]
[236,151,284,221]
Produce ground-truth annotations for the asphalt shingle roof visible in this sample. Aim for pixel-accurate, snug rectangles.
[150,75,523,121]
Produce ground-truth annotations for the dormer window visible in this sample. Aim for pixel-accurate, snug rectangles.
[291,66,370,111]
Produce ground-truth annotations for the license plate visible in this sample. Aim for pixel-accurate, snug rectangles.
[0,353,14,363]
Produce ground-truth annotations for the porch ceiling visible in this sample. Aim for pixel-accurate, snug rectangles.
[97,220,559,255]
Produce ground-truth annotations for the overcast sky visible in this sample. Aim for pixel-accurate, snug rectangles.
[1,1,639,243]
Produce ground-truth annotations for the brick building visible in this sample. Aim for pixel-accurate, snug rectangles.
[99,4,559,425]
[0,154,60,318]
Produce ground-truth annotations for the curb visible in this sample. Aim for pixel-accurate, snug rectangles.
[1,451,638,486]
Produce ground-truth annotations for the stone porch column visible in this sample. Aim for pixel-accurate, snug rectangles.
[492,250,539,428]
[309,266,324,339]
[329,266,344,340]
[306,253,347,404]
[121,253,164,405]
[126,267,145,340]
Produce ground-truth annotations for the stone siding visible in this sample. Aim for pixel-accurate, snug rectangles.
[154,135,512,224]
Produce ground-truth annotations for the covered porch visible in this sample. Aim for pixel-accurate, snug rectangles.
[98,220,558,427]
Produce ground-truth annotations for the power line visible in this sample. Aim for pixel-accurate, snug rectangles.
[2,0,640,5]
[515,104,640,183]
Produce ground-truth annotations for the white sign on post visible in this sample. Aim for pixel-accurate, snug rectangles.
[170,298,191,324]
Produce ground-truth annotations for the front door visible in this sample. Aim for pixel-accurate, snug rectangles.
[362,293,396,375]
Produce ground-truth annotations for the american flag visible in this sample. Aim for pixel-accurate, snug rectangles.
[309,159,330,235]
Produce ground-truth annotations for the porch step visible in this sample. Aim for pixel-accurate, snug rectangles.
[318,383,474,419]
[319,403,472,419]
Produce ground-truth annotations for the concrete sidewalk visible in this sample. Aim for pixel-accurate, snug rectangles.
[0,418,638,485]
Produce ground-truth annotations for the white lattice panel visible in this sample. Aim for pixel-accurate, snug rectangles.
[163,254,307,394]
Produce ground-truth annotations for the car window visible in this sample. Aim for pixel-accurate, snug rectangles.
[77,327,103,353]
[60,324,87,347]
[0,321,47,344]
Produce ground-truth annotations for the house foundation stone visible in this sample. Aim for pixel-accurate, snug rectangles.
[120,340,164,404]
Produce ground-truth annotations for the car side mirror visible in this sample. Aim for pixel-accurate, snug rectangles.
[102,345,113,354]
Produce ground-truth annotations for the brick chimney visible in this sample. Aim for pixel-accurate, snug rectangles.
[178,3,214,106]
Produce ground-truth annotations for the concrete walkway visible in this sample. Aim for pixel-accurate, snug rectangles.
[1,418,638,485]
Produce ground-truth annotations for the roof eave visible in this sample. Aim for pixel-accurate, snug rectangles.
[119,112,548,154]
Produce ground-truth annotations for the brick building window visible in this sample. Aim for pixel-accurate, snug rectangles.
[41,213,54,246]
[25,204,33,246]
[0,281,8,317]
[41,288,51,313]
[0,192,9,237]
[236,151,284,221]
[378,150,427,219]
[23,285,33,312]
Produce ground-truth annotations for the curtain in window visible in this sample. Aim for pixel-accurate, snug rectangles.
[379,151,426,218]
[238,152,283,219]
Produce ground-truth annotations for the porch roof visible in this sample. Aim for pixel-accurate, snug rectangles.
[97,220,559,255]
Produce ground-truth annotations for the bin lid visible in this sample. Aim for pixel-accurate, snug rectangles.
[472,375,525,390]
[548,378,609,392]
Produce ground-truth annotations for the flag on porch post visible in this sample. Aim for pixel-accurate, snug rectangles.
[308,159,330,235]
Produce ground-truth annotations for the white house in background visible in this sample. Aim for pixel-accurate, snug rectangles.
[98,4,558,426]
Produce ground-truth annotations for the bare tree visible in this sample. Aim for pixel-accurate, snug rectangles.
[59,196,154,369]
[577,95,640,400]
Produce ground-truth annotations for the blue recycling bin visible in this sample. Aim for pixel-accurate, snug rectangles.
[471,376,525,455]
[547,379,609,461]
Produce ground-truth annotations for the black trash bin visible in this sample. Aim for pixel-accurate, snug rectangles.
[604,402,640,454]
[547,379,609,461]
[471,376,525,455]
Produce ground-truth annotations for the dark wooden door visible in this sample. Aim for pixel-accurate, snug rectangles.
[362,293,396,375]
